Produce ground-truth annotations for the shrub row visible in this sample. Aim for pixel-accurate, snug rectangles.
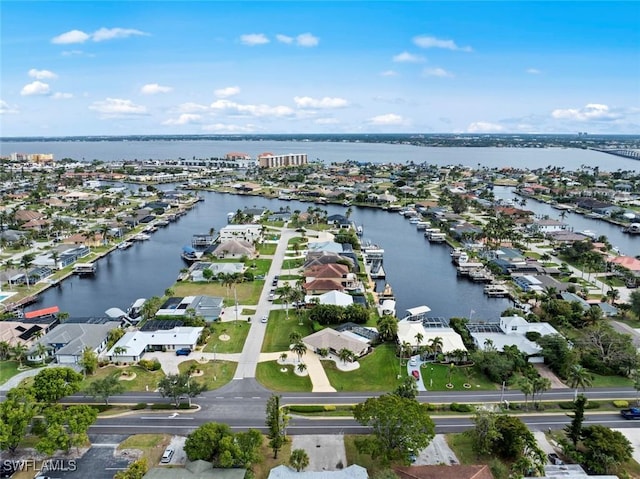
[613,400,629,408]
[450,403,475,412]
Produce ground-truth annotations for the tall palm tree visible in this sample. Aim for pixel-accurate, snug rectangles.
[288,331,302,345]
[567,364,593,400]
[517,376,534,411]
[0,341,11,360]
[376,315,398,342]
[112,346,127,362]
[11,343,28,368]
[429,336,444,358]
[35,342,48,365]
[414,332,424,353]
[280,283,293,321]
[20,253,35,288]
[291,341,307,364]
[338,348,355,365]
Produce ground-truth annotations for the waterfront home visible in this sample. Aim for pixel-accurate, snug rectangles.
[327,214,351,229]
[306,240,346,255]
[189,262,244,281]
[211,239,256,259]
[512,274,566,293]
[528,218,567,234]
[608,255,640,278]
[106,326,203,363]
[156,295,224,322]
[304,290,354,307]
[0,317,58,350]
[397,318,467,355]
[303,279,346,294]
[393,465,493,479]
[559,292,591,311]
[467,315,560,362]
[303,328,371,359]
[218,224,262,243]
[303,251,356,270]
[27,319,120,364]
[63,232,102,247]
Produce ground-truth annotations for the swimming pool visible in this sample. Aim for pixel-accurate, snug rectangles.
[0,293,16,303]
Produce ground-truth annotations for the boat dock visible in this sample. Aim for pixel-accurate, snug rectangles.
[73,263,97,275]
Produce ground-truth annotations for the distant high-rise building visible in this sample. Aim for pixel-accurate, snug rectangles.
[258,152,308,168]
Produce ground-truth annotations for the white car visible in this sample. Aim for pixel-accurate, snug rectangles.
[161,447,174,464]
[409,357,417,366]
[261,315,268,323]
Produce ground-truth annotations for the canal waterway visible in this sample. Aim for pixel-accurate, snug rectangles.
[26,191,512,320]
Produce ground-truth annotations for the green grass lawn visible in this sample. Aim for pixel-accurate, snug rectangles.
[203,321,250,353]
[446,433,477,464]
[288,237,308,246]
[0,360,28,385]
[255,360,312,392]
[261,310,314,353]
[178,360,236,390]
[172,280,265,305]
[323,344,403,392]
[590,372,632,388]
[422,363,498,391]
[258,243,277,255]
[82,365,165,392]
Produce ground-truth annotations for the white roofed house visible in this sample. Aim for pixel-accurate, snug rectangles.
[396,307,467,356]
[218,224,263,243]
[211,239,256,259]
[106,327,203,363]
[468,315,561,363]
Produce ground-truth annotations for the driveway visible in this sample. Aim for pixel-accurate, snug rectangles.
[414,435,459,465]
[614,429,640,464]
[40,445,130,479]
[291,435,347,471]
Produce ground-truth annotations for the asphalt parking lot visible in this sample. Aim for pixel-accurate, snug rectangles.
[38,445,130,479]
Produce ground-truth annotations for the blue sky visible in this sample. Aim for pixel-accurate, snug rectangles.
[1,1,639,136]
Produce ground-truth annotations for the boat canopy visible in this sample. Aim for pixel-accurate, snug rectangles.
[24,306,60,319]
[182,246,196,254]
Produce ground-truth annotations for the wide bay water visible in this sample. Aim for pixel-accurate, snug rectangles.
[2,139,639,171]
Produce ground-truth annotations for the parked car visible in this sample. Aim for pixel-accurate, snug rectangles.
[175,348,191,356]
[411,370,420,380]
[261,315,268,323]
[409,357,417,366]
[161,447,174,463]
[547,453,564,465]
[268,293,275,301]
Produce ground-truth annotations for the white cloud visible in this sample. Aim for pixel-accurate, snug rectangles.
[210,99,294,117]
[52,27,147,44]
[20,81,51,96]
[315,118,340,125]
[175,102,209,113]
[52,29,90,44]
[296,33,319,47]
[28,69,57,80]
[92,27,147,42]
[162,114,202,125]
[61,50,86,56]
[0,99,19,114]
[423,67,454,78]
[52,92,73,100]
[368,113,405,125]
[294,96,348,109]
[551,103,621,122]
[413,35,472,52]
[240,33,269,46]
[89,98,147,117]
[214,86,240,98]
[467,121,504,133]
[393,51,425,63]
[202,123,257,133]
[380,70,398,77]
[276,34,293,44]
[140,83,173,95]
[526,68,541,74]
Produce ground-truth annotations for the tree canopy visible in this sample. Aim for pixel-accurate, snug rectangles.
[32,367,84,403]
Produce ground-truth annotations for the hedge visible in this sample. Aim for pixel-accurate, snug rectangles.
[613,400,629,408]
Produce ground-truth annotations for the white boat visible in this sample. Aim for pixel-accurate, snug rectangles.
[408,217,420,224]
[117,241,133,250]
[623,223,640,234]
[416,221,429,230]
[356,225,363,236]
[133,233,151,241]
[127,298,146,320]
[484,285,509,297]
[580,230,597,239]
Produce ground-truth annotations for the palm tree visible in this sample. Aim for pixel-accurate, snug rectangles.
[20,253,35,288]
[11,343,28,368]
[279,353,288,364]
[376,315,398,342]
[338,348,354,365]
[280,283,293,321]
[0,341,10,361]
[164,287,175,297]
[607,287,620,305]
[291,341,307,364]
[517,376,534,411]
[99,223,110,245]
[414,332,424,354]
[567,364,593,400]
[296,362,307,374]
[429,336,444,358]
[35,342,48,365]
[112,346,127,362]
[532,377,552,408]
[288,331,302,345]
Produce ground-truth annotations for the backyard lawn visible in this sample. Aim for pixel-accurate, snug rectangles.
[172,279,265,305]
[82,365,165,392]
[257,243,277,255]
[590,372,632,388]
[118,434,172,466]
[261,310,314,353]
[323,344,403,392]
[178,360,236,390]
[419,363,498,391]
[255,360,312,392]
[203,321,250,353]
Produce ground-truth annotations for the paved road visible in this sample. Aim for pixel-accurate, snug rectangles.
[234,228,295,379]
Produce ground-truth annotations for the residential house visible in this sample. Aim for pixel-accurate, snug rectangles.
[189,262,244,281]
[394,465,494,479]
[28,319,121,364]
[0,317,58,349]
[156,296,224,322]
[211,239,256,259]
[304,290,354,307]
[528,218,567,234]
[106,326,203,363]
[219,224,262,243]
[303,328,372,358]
[303,278,345,294]
[468,315,561,362]
[268,465,368,479]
